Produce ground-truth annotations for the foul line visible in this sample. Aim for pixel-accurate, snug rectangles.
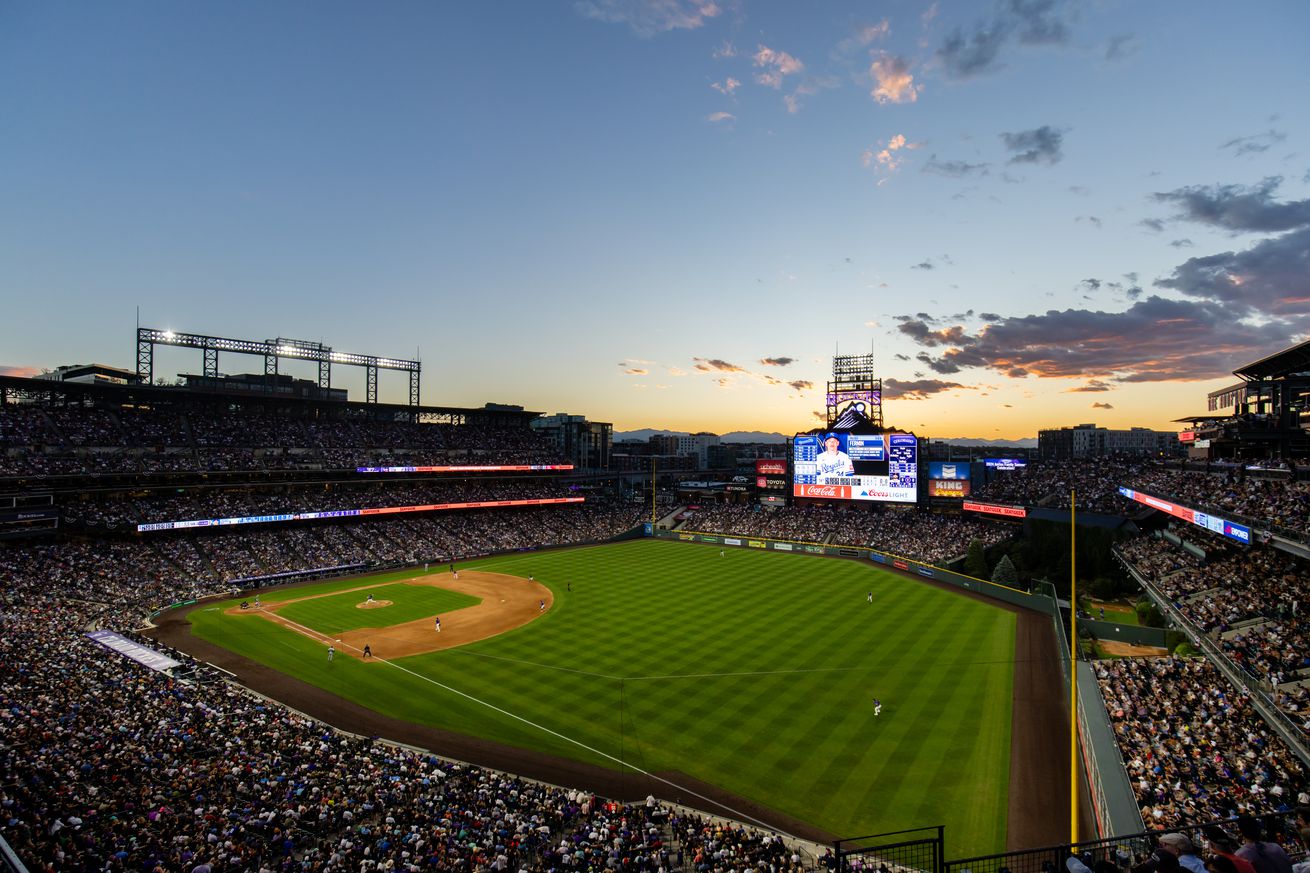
[265,612,803,842]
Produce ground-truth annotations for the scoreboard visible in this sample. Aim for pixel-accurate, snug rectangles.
[792,432,918,503]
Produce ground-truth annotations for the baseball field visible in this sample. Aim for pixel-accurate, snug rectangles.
[178,538,1018,856]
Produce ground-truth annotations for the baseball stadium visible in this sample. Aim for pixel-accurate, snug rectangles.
[3,335,1309,873]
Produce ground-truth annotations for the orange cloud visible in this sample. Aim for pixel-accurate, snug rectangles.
[870,54,920,104]
[754,45,804,89]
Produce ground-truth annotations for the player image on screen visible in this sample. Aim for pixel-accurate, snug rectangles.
[814,433,855,479]
[792,431,918,503]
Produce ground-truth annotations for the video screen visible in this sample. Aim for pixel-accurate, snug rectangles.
[927,461,971,498]
[792,431,918,503]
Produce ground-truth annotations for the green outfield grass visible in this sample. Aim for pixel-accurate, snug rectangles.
[189,539,1015,856]
[275,582,480,635]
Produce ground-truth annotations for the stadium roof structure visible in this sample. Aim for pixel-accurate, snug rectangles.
[1233,337,1310,381]
[0,373,542,425]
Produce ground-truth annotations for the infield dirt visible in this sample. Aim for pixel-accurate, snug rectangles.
[224,571,552,660]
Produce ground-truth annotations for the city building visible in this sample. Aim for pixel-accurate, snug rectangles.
[529,413,613,470]
[1038,423,1180,460]
[32,363,141,386]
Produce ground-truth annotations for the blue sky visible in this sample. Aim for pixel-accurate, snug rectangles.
[2,1,1308,438]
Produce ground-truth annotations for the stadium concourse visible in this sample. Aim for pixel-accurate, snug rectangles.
[3,397,1310,869]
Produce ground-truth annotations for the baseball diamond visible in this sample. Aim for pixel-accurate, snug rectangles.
[155,538,1066,858]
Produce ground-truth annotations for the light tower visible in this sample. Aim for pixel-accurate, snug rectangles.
[826,353,883,429]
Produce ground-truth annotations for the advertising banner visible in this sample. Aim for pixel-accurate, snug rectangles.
[358,464,574,473]
[755,459,787,475]
[138,497,585,532]
[1117,488,1251,544]
[962,501,1028,518]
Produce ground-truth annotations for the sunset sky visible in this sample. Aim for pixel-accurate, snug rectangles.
[2,1,1308,438]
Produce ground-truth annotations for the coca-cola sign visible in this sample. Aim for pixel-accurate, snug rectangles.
[795,483,851,500]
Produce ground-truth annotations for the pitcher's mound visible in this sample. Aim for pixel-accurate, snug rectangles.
[357,599,394,609]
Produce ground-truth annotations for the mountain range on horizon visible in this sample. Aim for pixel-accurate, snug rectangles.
[614,429,1038,448]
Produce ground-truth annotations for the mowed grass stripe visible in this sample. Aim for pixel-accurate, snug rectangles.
[191,538,1015,856]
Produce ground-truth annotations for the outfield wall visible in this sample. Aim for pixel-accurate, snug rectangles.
[653,527,1052,615]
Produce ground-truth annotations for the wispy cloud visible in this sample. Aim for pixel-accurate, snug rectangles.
[711,77,740,96]
[0,365,41,378]
[1067,379,1112,392]
[884,378,968,399]
[575,0,721,37]
[753,44,804,89]
[862,133,923,182]
[1091,402,1114,409]
[706,111,736,123]
[1152,177,1310,234]
[712,40,736,58]
[935,0,1074,80]
[788,380,813,391]
[1219,129,1287,157]
[1000,125,1065,165]
[624,368,649,375]
[922,155,988,178]
[760,356,795,366]
[693,357,746,372]
[837,20,891,56]
[869,54,920,104]
[1104,33,1137,61]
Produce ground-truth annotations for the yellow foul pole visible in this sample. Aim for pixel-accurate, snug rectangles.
[651,458,656,525]
[1070,488,1079,843]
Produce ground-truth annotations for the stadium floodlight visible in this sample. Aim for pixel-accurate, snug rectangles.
[136,326,421,404]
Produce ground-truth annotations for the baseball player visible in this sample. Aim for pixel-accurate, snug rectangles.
[327,645,335,662]
[434,616,441,632]
[362,644,372,659]
[814,433,855,478]
[867,591,873,604]
[873,698,882,717]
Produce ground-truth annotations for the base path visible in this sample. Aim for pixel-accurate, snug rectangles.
[226,571,551,661]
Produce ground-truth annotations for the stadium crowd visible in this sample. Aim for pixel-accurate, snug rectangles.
[0,505,824,872]
[1124,468,1310,537]
[970,459,1149,513]
[1,403,569,476]
[1094,656,1309,827]
[681,503,1012,565]
[1115,533,1310,733]
[6,502,647,587]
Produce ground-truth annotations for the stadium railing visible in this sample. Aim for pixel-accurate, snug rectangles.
[1114,549,1310,768]
[0,835,29,873]
[941,811,1305,873]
